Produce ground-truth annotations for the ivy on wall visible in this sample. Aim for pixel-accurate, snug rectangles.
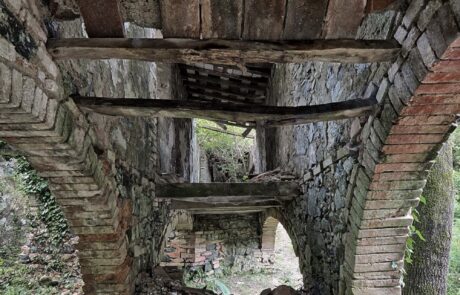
[13,157,69,246]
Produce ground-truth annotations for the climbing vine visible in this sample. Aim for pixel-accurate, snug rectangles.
[13,157,69,246]
[404,196,426,265]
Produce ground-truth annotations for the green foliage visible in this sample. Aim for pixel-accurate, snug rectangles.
[452,130,460,170]
[449,128,460,294]
[448,209,460,295]
[13,157,69,246]
[404,208,425,265]
[0,261,58,295]
[196,119,254,182]
[184,267,231,295]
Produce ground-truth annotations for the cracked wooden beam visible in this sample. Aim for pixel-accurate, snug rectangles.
[48,38,400,64]
[157,182,299,203]
[72,96,377,126]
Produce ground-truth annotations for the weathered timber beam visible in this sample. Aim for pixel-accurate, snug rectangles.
[199,125,255,139]
[168,195,283,204]
[184,66,268,85]
[47,38,400,64]
[75,0,124,38]
[185,82,263,101]
[184,73,267,92]
[170,200,282,211]
[191,210,267,215]
[72,96,377,126]
[157,182,299,200]
[188,89,264,105]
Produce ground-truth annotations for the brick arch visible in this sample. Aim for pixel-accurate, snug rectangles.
[342,2,460,294]
[0,1,141,294]
[260,216,279,258]
[260,208,302,260]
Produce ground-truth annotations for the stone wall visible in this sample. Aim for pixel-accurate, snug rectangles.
[51,18,181,281]
[260,8,403,294]
[343,1,460,293]
[161,213,275,274]
[0,1,195,292]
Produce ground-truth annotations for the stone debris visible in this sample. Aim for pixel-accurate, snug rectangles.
[249,168,297,183]
[136,270,216,295]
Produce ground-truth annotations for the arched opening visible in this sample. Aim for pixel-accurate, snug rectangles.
[202,216,302,295]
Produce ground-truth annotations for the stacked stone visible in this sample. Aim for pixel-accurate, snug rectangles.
[161,230,196,267]
[260,216,279,264]
[0,1,136,293]
[193,231,225,272]
[193,214,266,273]
[344,1,460,293]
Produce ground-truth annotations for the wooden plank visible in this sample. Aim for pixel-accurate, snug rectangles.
[185,82,263,101]
[184,73,267,92]
[167,195,281,204]
[188,89,263,105]
[366,0,398,12]
[159,0,200,38]
[201,0,243,39]
[199,125,255,139]
[170,200,282,211]
[185,66,268,85]
[157,182,299,199]
[72,96,377,126]
[283,0,329,39]
[75,0,124,38]
[48,38,401,64]
[241,127,253,138]
[323,0,367,38]
[191,210,267,215]
[243,0,286,40]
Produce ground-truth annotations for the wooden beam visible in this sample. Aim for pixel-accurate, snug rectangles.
[199,125,255,139]
[157,182,299,200]
[323,0,366,39]
[188,88,264,105]
[72,96,377,126]
[75,0,124,38]
[170,200,282,211]
[185,66,268,85]
[47,38,400,64]
[184,73,267,92]
[241,127,253,138]
[189,210,271,214]
[185,82,263,101]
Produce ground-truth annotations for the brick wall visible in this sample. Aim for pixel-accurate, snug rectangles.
[0,1,194,293]
[161,213,276,275]
[259,1,460,294]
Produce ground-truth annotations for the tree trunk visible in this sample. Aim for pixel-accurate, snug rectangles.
[403,142,455,295]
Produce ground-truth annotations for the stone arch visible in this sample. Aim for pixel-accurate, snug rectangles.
[260,216,279,262]
[0,1,172,294]
[342,1,460,294]
[260,209,301,262]
[261,216,280,249]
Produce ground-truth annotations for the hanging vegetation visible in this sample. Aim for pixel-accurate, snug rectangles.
[196,119,254,182]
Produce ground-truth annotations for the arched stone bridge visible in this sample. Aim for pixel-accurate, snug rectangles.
[0,0,459,294]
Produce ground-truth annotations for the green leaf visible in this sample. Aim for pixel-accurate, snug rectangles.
[419,195,427,205]
[415,230,426,242]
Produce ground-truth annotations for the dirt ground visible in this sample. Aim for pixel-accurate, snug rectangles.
[219,223,303,295]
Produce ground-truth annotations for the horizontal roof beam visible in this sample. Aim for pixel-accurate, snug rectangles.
[170,200,282,212]
[72,96,377,126]
[157,182,299,199]
[47,38,400,64]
